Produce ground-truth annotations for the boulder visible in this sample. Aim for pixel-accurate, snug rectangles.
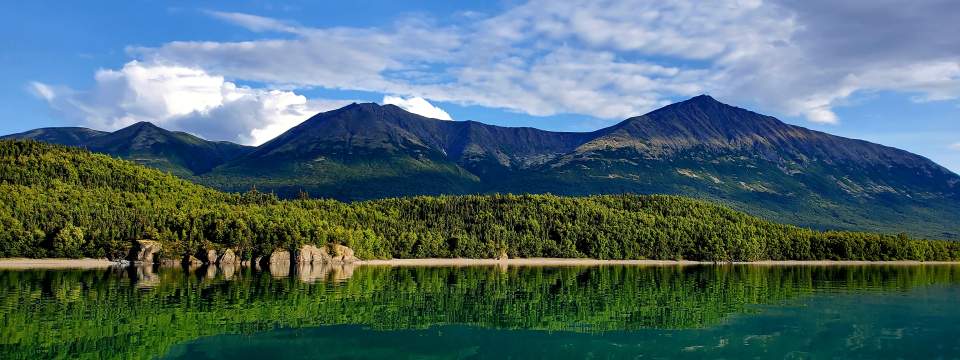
[269,250,291,264]
[127,240,162,264]
[200,249,218,264]
[182,255,203,267]
[328,244,358,264]
[296,245,331,264]
[218,249,239,264]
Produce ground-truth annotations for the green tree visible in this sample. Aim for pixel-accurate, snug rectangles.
[52,224,84,258]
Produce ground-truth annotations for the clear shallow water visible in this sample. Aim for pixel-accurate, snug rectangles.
[2,264,960,359]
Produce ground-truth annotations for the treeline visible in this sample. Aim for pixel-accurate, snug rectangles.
[1,140,959,261]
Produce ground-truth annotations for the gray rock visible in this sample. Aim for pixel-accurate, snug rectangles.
[202,249,218,264]
[296,245,331,264]
[328,244,358,264]
[218,249,239,264]
[269,250,291,263]
[127,240,162,264]
[182,255,203,267]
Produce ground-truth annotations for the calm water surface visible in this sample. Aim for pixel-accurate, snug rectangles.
[2,264,959,359]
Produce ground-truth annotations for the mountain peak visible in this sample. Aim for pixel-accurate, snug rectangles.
[676,94,726,109]
[119,121,163,132]
[342,102,382,111]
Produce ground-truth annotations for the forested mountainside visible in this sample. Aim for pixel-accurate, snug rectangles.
[2,121,252,176]
[2,140,958,261]
[5,95,959,239]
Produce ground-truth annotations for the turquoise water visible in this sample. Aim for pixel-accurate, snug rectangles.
[2,264,959,359]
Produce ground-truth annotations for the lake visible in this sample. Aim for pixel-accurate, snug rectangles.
[2,264,959,359]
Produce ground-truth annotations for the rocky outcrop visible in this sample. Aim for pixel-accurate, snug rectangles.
[269,250,291,264]
[202,249,218,264]
[182,255,203,267]
[127,240,161,264]
[328,244,358,264]
[217,249,239,264]
[258,249,293,276]
[296,245,331,264]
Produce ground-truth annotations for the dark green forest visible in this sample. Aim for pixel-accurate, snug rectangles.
[1,140,959,261]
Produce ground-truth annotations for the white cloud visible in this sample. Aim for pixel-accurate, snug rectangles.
[204,11,301,33]
[950,142,960,151]
[131,5,717,120]
[382,96,453,120]
[153,1,959,125]
[28,82,56,101]
[30,61,352,145]
[34,0,960,144]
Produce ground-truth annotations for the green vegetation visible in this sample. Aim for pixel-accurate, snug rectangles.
[1,140,959,261]
[2,265,959,359]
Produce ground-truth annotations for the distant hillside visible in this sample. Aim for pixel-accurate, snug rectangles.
[4,140,957,261]
[2,122,253,176]
[6,96,959,238]
[204,97,960,239]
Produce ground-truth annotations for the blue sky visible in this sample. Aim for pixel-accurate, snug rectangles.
[1,0,958,172]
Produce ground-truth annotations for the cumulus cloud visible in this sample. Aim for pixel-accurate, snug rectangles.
[30,61,351,145]
[383,96,453,120]
[131,5,715,119]
[34,0,960,143]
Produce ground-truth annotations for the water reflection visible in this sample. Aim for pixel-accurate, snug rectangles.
[1,264,959,359]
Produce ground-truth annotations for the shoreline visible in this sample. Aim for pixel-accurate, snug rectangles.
[3,257,960,270]
[354,258,960,267]
[0,258,119,269]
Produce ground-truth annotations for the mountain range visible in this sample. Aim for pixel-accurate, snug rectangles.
[4,95,958,238]
[3,122,252,176]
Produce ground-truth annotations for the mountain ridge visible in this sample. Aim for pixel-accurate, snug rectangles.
[4,95,958,238]
[2,121,253,176]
